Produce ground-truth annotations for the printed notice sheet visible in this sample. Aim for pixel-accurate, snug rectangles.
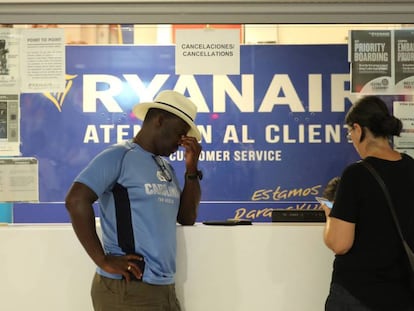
[349,30,392,94]
[20,28,65,93]
[0,94,20,156]
[0,28,20,92]
[394,30,414,93]
[0,157,39,202]
[393,101,414,158]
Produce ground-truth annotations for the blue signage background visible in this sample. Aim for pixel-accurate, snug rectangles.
[14,44,361,223]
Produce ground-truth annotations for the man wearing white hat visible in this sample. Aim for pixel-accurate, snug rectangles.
[65,90,202,311]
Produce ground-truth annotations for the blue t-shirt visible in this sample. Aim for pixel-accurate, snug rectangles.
[75,140,181,285]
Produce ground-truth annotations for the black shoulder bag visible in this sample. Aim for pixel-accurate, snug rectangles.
[361,160,414,292]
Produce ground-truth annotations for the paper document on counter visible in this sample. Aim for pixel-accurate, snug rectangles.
[0,157,39,202]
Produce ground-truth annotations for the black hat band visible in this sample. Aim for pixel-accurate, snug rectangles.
[155,101,194,122]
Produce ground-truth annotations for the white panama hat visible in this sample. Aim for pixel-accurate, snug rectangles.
[133,90,201,141]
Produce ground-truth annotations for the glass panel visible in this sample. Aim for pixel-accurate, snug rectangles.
[1,23,412,222]
[2,24,413,45]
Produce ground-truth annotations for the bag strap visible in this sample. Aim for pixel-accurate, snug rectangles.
[360,160,414,270]
[360,160,405,241]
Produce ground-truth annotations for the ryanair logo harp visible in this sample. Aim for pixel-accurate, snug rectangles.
[43,74,77,112]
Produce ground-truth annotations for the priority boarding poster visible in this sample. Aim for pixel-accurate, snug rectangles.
[350,29,414,94]
[15,44,374,222]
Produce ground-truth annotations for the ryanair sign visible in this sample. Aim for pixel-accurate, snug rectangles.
[18,44,361,222]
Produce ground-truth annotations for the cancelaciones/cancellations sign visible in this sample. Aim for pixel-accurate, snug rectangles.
[175,28,240,75]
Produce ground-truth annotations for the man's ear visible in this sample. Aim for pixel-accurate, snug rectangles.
[154,113,165,128]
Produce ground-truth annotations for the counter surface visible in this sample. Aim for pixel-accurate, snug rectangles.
[0,223,334,311]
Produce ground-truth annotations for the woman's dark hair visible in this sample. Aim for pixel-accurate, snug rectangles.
[345,96,402,141]
[323,176,341,202]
